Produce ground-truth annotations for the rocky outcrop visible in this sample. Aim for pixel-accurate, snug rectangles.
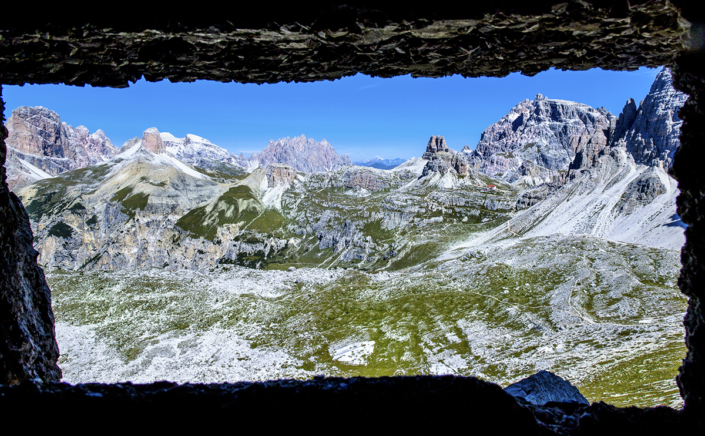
[615,166,669,215]
[249,135,352,173]
[3,106,118,191]
[420,136,473,177]
[343,169,389,191]
[141,128,165,154]
[515,184,557,211]
[0,97,62,383]
[422,136,451,158]
[6,106,71,158]
[504,370,590,406]
[468,94,614,183]
[0,2,686,89]
[266,164,296,187]
[613,98,638,141]
[621,68,688,169]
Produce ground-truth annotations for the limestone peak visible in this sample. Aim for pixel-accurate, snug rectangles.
[142,127,165,154]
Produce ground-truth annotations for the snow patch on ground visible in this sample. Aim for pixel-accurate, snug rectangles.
[18,158,52,180]
[330,341,375,365]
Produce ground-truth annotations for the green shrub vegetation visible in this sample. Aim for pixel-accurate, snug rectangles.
[176,185,263,240]
[47,222,74,239]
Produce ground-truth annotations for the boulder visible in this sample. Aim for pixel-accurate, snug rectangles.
[504,370,589,406]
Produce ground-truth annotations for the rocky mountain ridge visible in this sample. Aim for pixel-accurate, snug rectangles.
[465,94,615,186]
[354,156,406,170]
[247,134,352,173]
[3,106,356,193]
[13,67,687,271]
[5,106,119,191]
[471,68,687,250]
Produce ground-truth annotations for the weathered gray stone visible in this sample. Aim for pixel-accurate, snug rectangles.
[250,135,351,173]
[623,68,688,168]
[141,128,165,154]
[468,94,614,183]
[504,370,590,406]
[266,164,296,187]
[4,106,118,191]
[0,2,689,88]
[0,90,62,384]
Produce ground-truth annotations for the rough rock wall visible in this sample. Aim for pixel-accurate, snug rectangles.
[470,94,615,180]
[673,49,705,424]
[420,135,476,177]
[4,106,118,191]
[623,67,688,168]
[251,135,352,173]
[0,2,688,87]
[266,164,296,187]
[141,128,165,154]
[6,106,71,158]
[0,0,701,429]
[0,88,61,383]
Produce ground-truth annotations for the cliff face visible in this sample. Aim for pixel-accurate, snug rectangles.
[4,106,118,191]
[621,68,687,169]
[266,164,296,187]
[497,69,687,251]
[468,94,614,184]
[420,136,474,177]
[141,128,165,154]
[0,95,62,384]
[250,135,352,173]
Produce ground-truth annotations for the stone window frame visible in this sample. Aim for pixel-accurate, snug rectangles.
[0,2,703,430]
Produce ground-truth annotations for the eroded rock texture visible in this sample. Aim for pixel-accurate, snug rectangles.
[250,135,352,173]
[621,68,688,168]
[672,49,705,424]
[266,164,296,187]
[469,93,615,182]
[504,370,589,406]
[0,2,689,87]
[141,127,166,154]
[0,90,61,383]
[0,0,703,431]
[4,106,118,191]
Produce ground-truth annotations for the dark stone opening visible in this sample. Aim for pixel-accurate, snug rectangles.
[0,1,703,432]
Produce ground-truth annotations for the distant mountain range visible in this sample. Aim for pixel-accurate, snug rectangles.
[4,110,352,192]
[354,157,406,170]
[5,67,686,272]
[19,68,688,403]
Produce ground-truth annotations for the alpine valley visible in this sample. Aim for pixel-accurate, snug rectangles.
[8,68,688,409]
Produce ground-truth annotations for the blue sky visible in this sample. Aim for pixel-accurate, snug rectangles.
[3,67,661,161]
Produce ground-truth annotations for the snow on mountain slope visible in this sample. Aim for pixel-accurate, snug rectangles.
[463,148,684,251]
[391,157,428,176]
[162,132,232,163]
[4,106,118,191]
[17,158,53,181]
